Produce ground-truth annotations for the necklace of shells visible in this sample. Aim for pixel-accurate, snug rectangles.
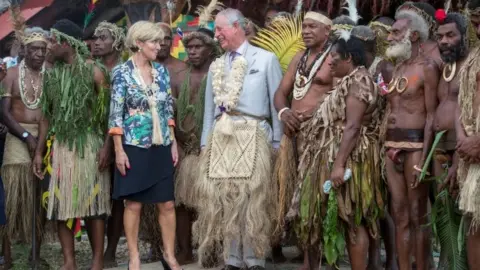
[18,60,45,110]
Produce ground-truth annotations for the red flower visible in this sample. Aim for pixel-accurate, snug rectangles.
[435,9,447,23]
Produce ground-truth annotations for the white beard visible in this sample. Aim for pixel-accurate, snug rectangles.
[386,30,412,62]
[386,39,412,62]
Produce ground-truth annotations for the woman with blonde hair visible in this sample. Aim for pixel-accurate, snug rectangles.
[108,20,180,270]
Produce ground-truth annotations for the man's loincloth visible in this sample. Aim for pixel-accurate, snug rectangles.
[46,134,111,221]
[385,128,424,169]
[1,123,44,241]
[385,128,424,150]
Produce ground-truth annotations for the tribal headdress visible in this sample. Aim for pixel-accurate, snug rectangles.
[51,19,90,58]
[397,2,437,37]
[332,0,360,36]
[368,17,394,58]
[182,0,223,57]
[8,5,49,46]
[22,27,50,45]
[94,21,126,51]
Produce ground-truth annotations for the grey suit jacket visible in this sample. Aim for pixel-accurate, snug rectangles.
[200,42,283,147]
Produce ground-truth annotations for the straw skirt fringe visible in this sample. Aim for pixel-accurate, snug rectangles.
[47,135,111,220]
[192,120,276,264]
[1,124,43,241]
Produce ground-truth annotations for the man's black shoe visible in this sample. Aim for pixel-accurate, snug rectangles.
[222,265,241,270]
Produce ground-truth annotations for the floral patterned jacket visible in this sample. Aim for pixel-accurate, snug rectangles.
[108,59,175,148]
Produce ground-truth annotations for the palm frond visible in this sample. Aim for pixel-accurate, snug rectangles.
[251,15,305,73]
[431,189,468,270]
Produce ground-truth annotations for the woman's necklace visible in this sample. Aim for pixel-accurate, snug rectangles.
[18,60,44,109]
[131,57,164,145]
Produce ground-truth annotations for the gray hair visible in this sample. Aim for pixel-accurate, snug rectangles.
[24,27,50,39]
[351,25,375,40]
[333,15,356,26]
[217,8,246,30]
[395,10,429,42]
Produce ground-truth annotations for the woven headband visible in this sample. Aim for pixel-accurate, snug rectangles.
[468,7,480,16]
[397,4,436,33]
[23,32,48,45]
[368,21,392,31]
[305,11,332,26]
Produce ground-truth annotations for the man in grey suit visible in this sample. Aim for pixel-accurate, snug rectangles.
[193,8,283,270]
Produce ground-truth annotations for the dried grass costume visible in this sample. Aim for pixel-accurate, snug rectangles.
[457,46,480,230]
[42,29,111,220]
[292,67,384,250]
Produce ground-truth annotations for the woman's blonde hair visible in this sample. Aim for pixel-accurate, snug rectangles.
[125,21,164,52]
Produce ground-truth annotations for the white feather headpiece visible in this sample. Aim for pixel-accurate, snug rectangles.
[338,29,352,41]
[342,0,361,25]
[294,0,303,17]
[196,0,225,27]
[444,0,452,13]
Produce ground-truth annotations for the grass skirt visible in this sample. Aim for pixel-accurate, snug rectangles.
[458,160,480,231]
[295,144,384,247]
[1,124,44,241]
[46,135,111,220]
[174,153,201,208]
[272,135,297,239]
[192,120,275,264]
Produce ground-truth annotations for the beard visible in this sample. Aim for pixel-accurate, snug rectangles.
[386,36,412,62]
[439,38,467,63]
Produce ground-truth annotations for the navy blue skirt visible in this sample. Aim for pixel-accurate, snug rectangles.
[113,144,174,204]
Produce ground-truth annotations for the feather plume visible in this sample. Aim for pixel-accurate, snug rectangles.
[444,0,452,13]
[338,29,352,41]
[294,0,303,17]
[342,0,361,25]
[9,5,26,42]
[196,0,225,27]
[251,15,305,72]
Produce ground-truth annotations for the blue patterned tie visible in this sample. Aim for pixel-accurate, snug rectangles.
[230,51,238,65]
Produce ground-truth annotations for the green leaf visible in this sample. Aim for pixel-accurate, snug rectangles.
[324,243,338,265]
[335,233,346,254]
[420,131,446,182]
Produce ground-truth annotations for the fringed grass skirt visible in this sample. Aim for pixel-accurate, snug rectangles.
[192,120,276,264]
[1,124,44,240]
[458,160,480,231]
[175,153,201,208]
[47,135,111,220]
[295,144,384,247]
[272,135,297,240]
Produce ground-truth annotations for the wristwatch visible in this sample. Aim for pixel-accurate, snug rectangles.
[22,131,29,141]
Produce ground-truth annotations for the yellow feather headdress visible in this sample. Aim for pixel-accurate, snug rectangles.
[196,0,225,27]
[251,15,305,72]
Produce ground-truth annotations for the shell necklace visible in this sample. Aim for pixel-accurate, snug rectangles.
[18,60,44,110]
